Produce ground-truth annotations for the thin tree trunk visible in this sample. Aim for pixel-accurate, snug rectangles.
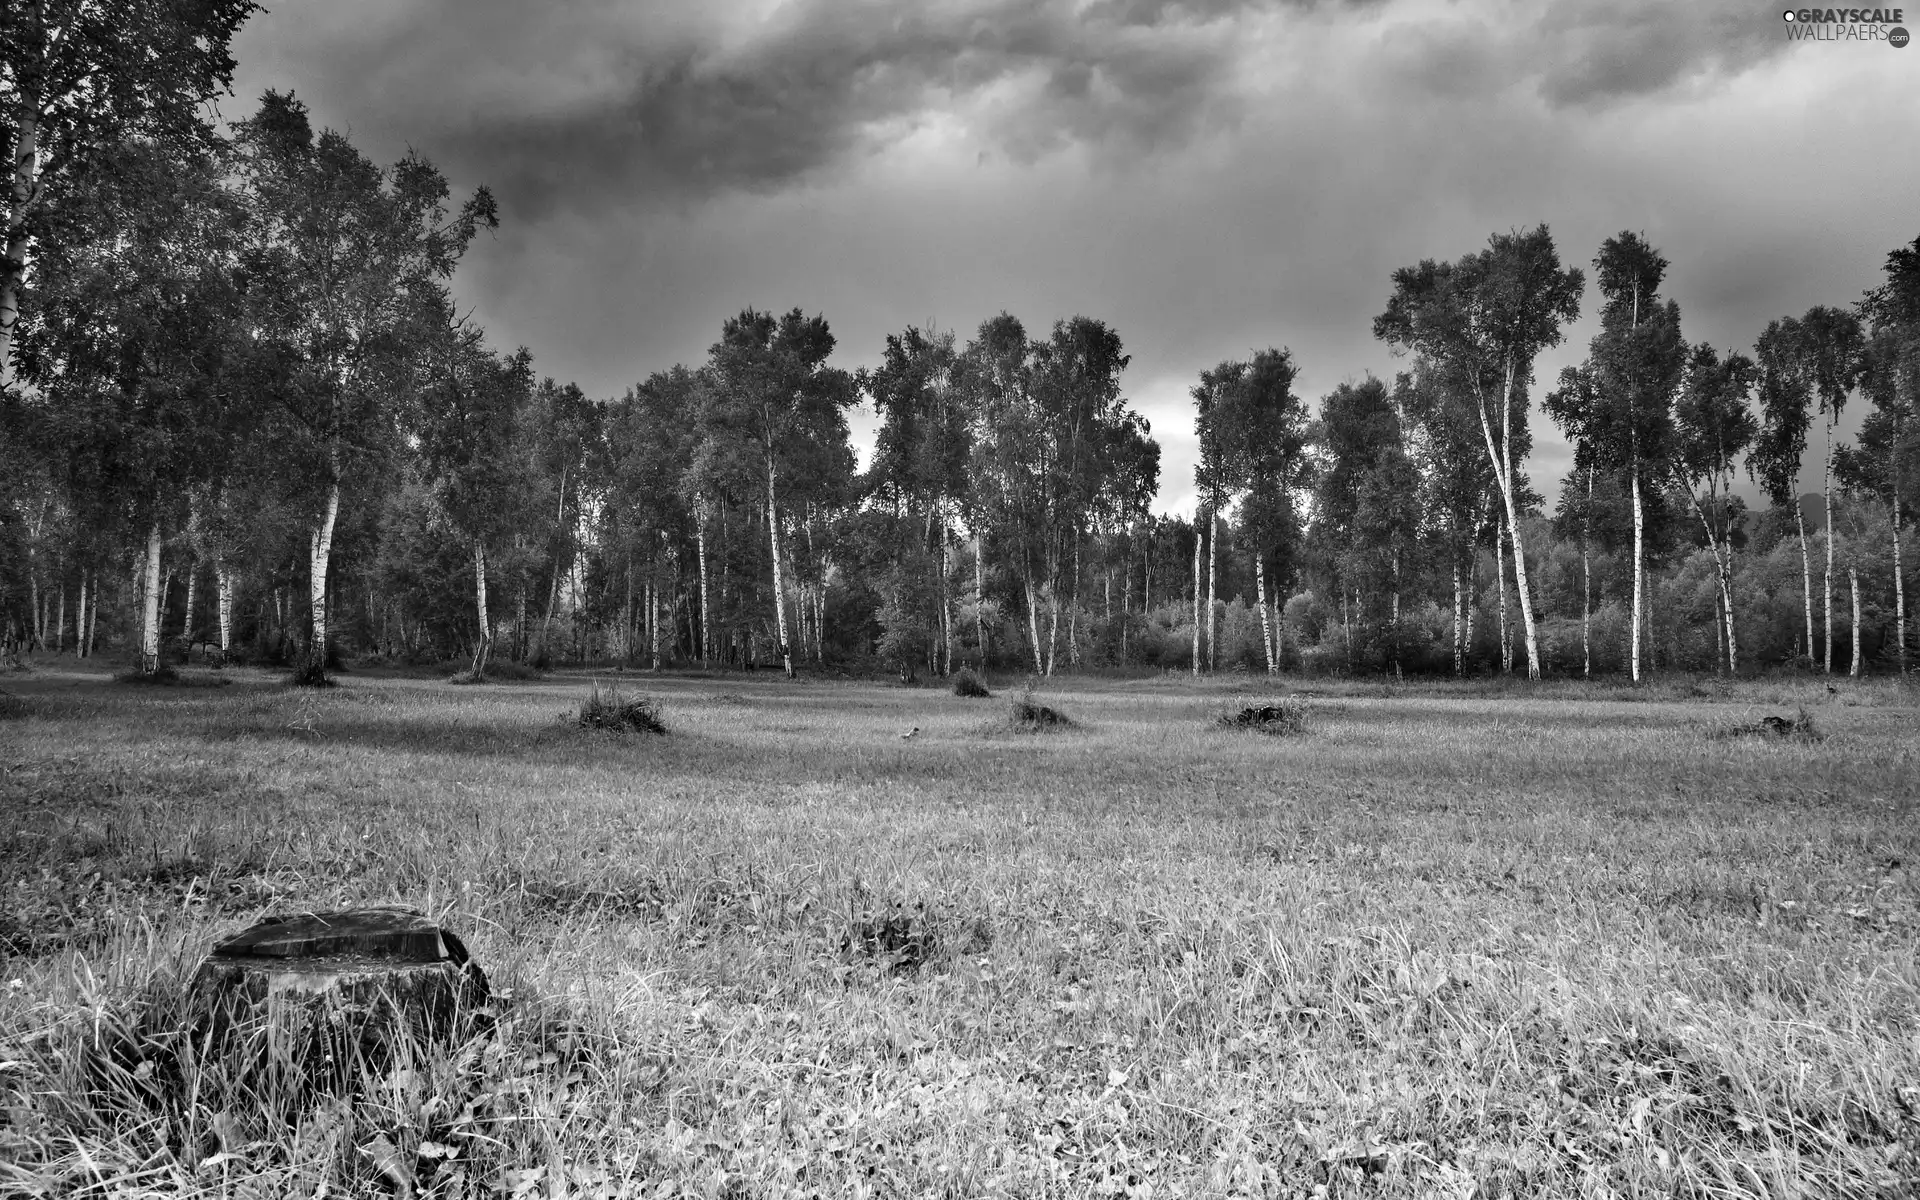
[216,561,233,661]
[1630,461,1644,683]
[1191,511,1203,676]
[1206,511,1219,673]
[1256,556,1275,676]
[1895,493,1908,674]
[1026,575,1045,674]
[1477,356,1543,677]
[1823,409,1836,673]
[696,512,712,666]
[975,530,987,668]
[1582,464,1593,679]
[1850,566,1862,678]
[766,457,794,679]
[1489,518,1505,675]
[1795,502,1814,666]
[141,520,163,674]
[471,541,491,674]
[303,465,342,682]
[75,573,88,658]
[1453,558,1464,678]
[54,580,65,655]
[181,559,197,650]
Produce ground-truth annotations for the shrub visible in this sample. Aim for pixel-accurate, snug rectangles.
[1008,680,1072,730]
[953,668,992,698]
[1216,697,1310,735]
[576,684,666,734]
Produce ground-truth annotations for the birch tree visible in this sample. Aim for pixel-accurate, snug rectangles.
[704,308,856,679]
[1749,317,1817,664]
[1670,345,1757,672]
[1374,226,1582,678]
[234,91,495,684]
[1,0,255,391]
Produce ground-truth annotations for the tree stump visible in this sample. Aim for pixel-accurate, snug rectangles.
[190,905,489,1091]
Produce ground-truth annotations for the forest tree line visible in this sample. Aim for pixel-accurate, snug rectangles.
[2,5,1915,682]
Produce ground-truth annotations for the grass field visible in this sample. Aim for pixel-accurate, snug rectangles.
[2,661,1917,1198]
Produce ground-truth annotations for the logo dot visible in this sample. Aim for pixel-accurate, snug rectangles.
[1891,25,1910,46]
[1782,8,1795,18]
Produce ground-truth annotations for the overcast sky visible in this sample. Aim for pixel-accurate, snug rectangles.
[227,0,1918,516]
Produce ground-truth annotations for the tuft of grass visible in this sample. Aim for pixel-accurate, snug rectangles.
[1007,678,1072,730]
[1216,696,1311,735]
[575,682,666,734]
[1713,705,1824,742]
[952,667,992,698]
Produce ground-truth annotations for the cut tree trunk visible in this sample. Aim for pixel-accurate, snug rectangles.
[190,906,490,1090]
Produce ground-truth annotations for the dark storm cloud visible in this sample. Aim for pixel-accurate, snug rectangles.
[1530,0,1791,107]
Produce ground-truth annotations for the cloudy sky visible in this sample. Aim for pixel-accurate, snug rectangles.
[227,0,1918,516]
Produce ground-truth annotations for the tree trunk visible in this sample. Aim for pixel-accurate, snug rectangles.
[1895,491,1908,674]
[1823,409,1836,673]
[766,457,794,679]
[696,513,712,666]
[1582,464,1593,680]
[302,467,342,684]
[1795,501,1814,666]
[141,520,163,674]
[1191,511,1203,676]
[1489,518,1505,675]
[1256,556,1275,676]
[75,573,88,658]
[975,530,987,668]
[1476,356,1543,678]
[1629,461,1644,683]
[217,561,233,662]
[86,571,100,658]
[182,559,197,650]
[1850,566,1862,678]
[942,531,953,676]
[1453,558,1464,678]
[0,103,39,395]
[1206,511,1219,673]
[1026,575,1045,675]
[471,541,491,675]
[53,580,65,655]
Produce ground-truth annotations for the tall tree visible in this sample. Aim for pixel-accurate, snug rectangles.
[1191,360,1244,674]
[1670,344,1757,672]
[1564,231,1687,682]
[1794,305,1864,672]
[1398,361,1494,675]
[1312,374,1417,671]
[1844,236,1920,672]
[1750,317,1817,663]
[1,0,257,390]
[234,91,496,684]
[704,308,857,678]
[1225,349,1309,675]
[1374,225,1582,678]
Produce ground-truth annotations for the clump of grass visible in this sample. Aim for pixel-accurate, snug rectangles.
[114,664,182,686]
[952,667,992,698]
[575,683,666,734]
[1217,696,1311,735]
[1713,706,1823,742]
[1007,679,1072,730]
[0,689,25,719]
[842,897,939,975]
[452,660,542,684]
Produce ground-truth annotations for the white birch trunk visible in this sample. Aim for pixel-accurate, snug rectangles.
[1850,566,1862,678]
[767,456,793,679]
[0,99,40,394]
[141,520,163,674]
[471,541,491,674]
[75,573,88,658]
[696,512,711,666]
[1476,357,1544,678]
[54,580,65,655]
[1823,411,1835,673]
[1026,577,1045,674]
[1796,502,1815,664]
[1453,559,1464,678]
[217,561,233,660]
[1206,511,1219,674]
[1895,495,1907,674]
[1629,461,1644,683]
[1256,556,1275,675]
[1190,512,1202,676]
[975,530,987,668]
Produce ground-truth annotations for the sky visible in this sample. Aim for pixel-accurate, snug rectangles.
[226,0,1919,517]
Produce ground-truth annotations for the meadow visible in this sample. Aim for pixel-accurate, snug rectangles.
[1,661,1916,1198]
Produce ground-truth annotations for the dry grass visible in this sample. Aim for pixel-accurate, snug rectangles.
[1,659,1917,1197]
